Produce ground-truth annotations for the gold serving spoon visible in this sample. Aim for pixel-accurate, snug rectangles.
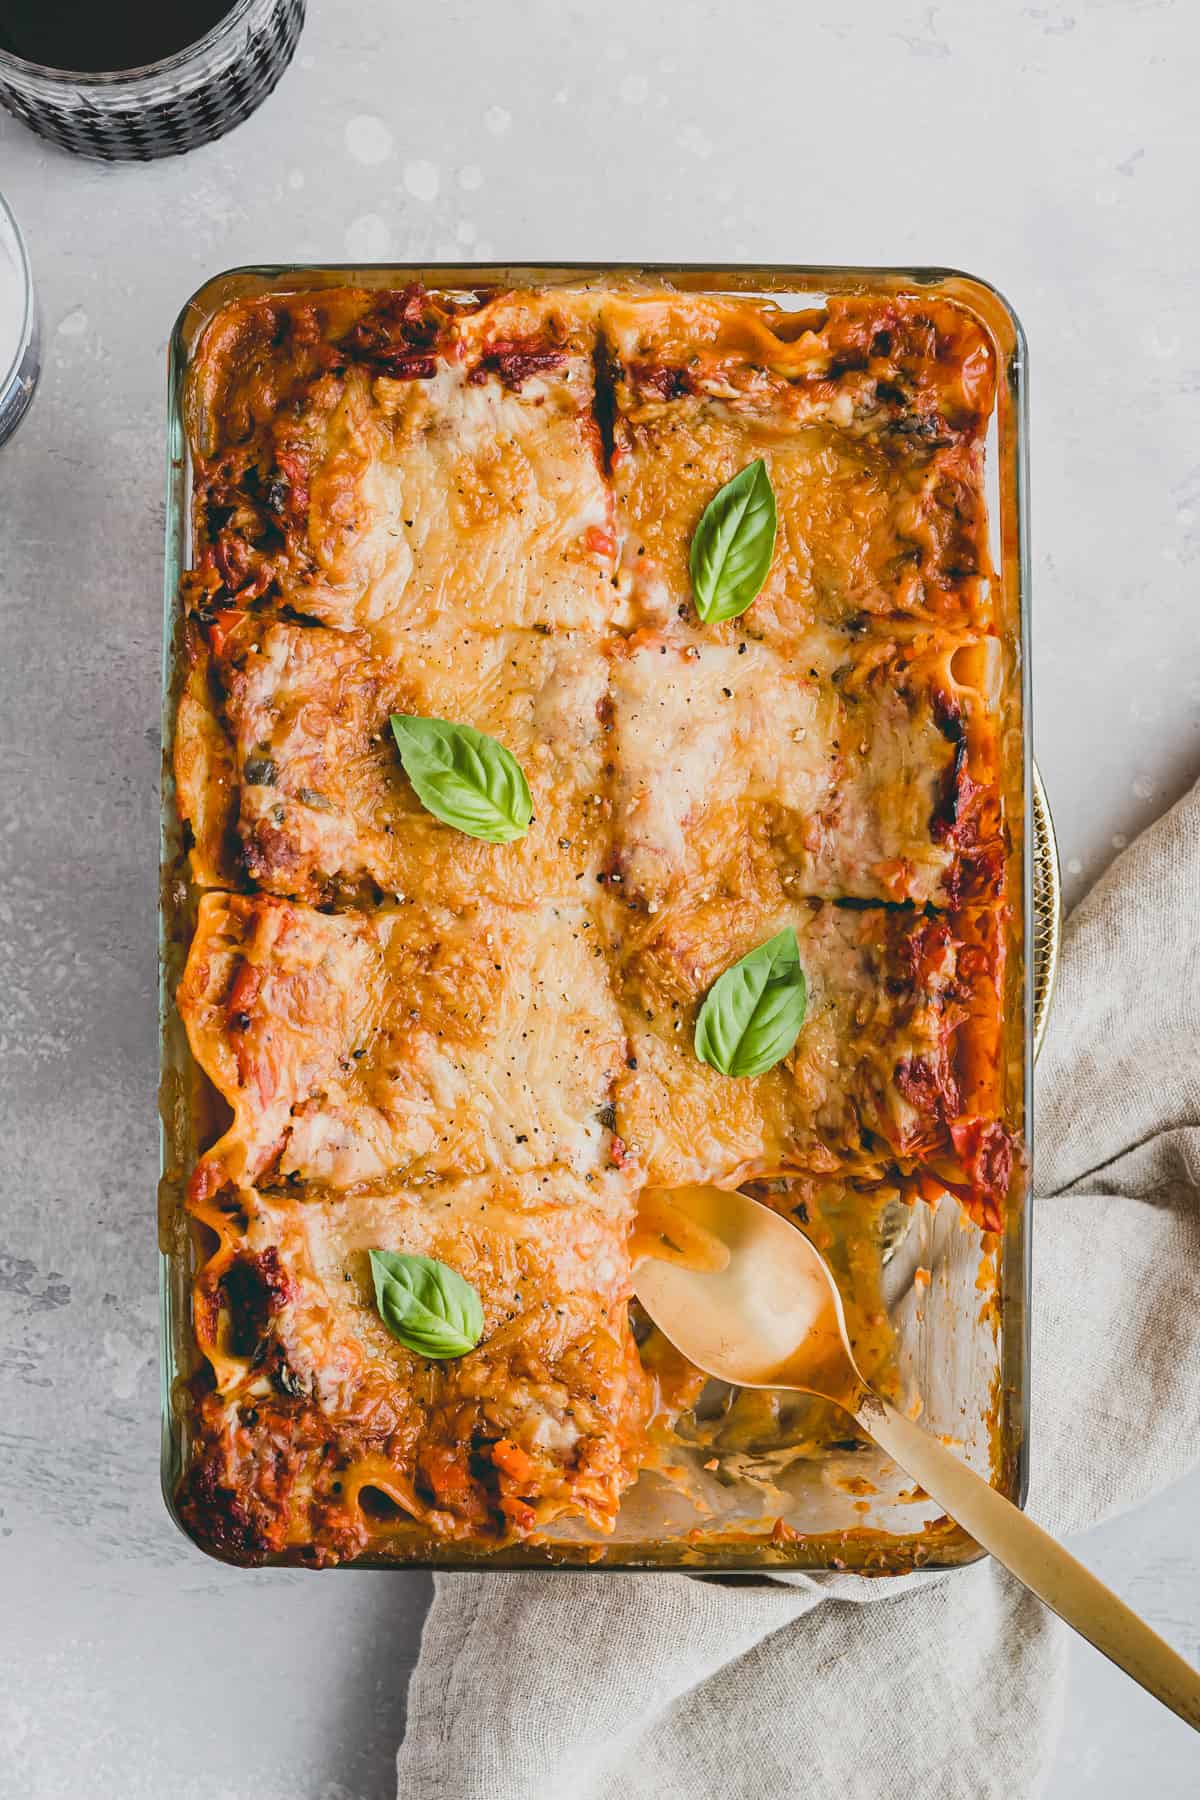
[633,1183,1200,1732]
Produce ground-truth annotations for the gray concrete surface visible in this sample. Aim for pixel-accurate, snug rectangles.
[1,1,1198,1793]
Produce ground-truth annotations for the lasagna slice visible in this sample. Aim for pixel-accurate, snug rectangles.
[179,1175,646,1562]
[603,293,996,644]
[174,612,613,903]
[185,286,619,635]
[607,619,1004,911]
[615,894,1010,1225]
[178,892,628,1195]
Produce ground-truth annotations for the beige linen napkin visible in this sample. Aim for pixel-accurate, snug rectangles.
[396,782,1200,1800]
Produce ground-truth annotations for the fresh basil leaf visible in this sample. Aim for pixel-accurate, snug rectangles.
[389,714,532,842]
[688,458,778,624]
[368,1250,485,1359]
[694,928,807,1079]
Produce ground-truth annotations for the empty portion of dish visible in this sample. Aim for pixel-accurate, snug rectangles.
[170,279,1019,1565]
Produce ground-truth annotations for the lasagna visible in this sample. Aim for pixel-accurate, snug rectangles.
[171,281,1017,1565]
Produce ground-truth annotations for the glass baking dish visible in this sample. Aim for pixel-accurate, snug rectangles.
[160,263,1033,1572]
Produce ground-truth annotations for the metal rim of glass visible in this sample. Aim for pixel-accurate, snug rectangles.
[0,188,34,408]
[0,0,259,85]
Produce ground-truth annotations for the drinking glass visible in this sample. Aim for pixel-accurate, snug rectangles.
[0,189,38,446]
[0,0,305,161]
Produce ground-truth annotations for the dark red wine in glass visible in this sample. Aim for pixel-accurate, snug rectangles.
[0,0,241,72]
[0,0,306,159]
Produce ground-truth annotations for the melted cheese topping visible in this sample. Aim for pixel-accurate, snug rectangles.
[613,410,990,643]
[181,1174,645,1552]
[610,622,975,908]
[616,897,977,1187]
[245,1177,634,1413]
[291,361,616,632]
[604,291,995,644]
[188,288,618,635]
[184,615,612,905]
[179,893,629,1193]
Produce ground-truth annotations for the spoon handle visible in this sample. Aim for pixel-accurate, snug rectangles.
[859,1396,1200,1732]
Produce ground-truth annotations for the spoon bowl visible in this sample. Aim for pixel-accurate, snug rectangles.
[632,1182,864,1406]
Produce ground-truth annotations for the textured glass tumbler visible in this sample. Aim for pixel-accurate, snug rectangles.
[0,189,38,446]
[0,0,305,161]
